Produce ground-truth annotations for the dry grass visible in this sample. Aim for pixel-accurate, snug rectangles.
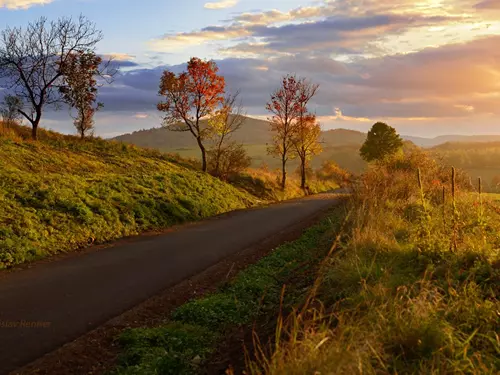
[247,150,500,375]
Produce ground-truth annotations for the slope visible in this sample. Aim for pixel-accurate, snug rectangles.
[0,123,257,269]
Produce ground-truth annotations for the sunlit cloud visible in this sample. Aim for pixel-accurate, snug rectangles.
[0,0,52,9]
[455,104,475,112]
[149,25,251,51]
[475,0,500,9]
[204,0,238,10]
[134,113,149,119]
[102,53,136,61]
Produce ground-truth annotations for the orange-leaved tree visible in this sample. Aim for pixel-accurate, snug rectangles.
[266,75,302,190]
[293,114,322,189]
[293,80,320,189]
[158,57,225,172]
[59,51,108,139]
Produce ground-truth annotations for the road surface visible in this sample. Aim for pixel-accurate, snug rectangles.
[0,194,341,374]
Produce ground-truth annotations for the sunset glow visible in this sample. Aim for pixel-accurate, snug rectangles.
[1,0,500,136]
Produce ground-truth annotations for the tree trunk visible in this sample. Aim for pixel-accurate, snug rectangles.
[281,155,287,190]
[197,137,207,172]
[300,157,307,190]
[214,150,221,177]
[31,121,38,140]
[31,111,42,140]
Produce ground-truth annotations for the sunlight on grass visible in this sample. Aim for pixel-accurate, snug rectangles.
[0,123,257,268]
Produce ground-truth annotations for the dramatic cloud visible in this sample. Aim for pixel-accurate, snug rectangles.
[204,0,238,10]
[102,53,137,61]
[97,33,500,134]
[150,0,486,60]
[0,0,52,9]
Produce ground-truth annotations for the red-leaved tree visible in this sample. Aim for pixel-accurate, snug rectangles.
[266,75,302,190]
[158,57,225,172]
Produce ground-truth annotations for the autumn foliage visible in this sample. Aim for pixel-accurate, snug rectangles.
[158,57,226,172]
[267,75,321,189]
[59,51,104,139]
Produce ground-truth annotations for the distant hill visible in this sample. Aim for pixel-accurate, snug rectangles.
[113,117,370,173]
[113,116,272,151]
[113,116,368,151]
[320,128,367,146]
[402,135,500,148]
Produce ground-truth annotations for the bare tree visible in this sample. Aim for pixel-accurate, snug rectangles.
[208,91,246,177]
[0,15,103,140]
[0,94,23,126]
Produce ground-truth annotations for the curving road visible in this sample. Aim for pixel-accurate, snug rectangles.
[0,193,341,374]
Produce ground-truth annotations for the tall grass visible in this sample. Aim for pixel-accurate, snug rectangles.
[247,150,500,374]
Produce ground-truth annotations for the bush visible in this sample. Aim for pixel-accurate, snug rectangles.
[207,142,251,180]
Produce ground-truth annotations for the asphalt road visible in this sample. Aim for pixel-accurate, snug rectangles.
[0,194,341,374]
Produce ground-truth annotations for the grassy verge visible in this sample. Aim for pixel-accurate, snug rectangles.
[113,206,346,375]
[230,168,338,201]
[247,150,500,374]
[0,124,256,268]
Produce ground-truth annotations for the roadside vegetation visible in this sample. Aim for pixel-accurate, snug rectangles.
[247,130,499,374]
[114,205,347,375]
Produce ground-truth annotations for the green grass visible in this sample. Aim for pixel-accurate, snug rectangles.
[114,207,346,375]
[0,124,258,268]
[247,152,500,375]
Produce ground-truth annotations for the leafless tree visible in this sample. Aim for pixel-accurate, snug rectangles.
[0,15,103,140]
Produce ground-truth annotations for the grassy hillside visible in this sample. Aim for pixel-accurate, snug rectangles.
[0,123,258,269]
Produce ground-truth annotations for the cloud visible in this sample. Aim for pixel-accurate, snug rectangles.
[134,113,149,119]
[0,0,52,9]
[204,0,237,10]
[98,34,500,124]
[150,25,250,50]
[102,53,136,61]
[475,0,500,9]
[151,0,471,57]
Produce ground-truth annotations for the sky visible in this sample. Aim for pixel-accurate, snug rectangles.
[1,0,500,138]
